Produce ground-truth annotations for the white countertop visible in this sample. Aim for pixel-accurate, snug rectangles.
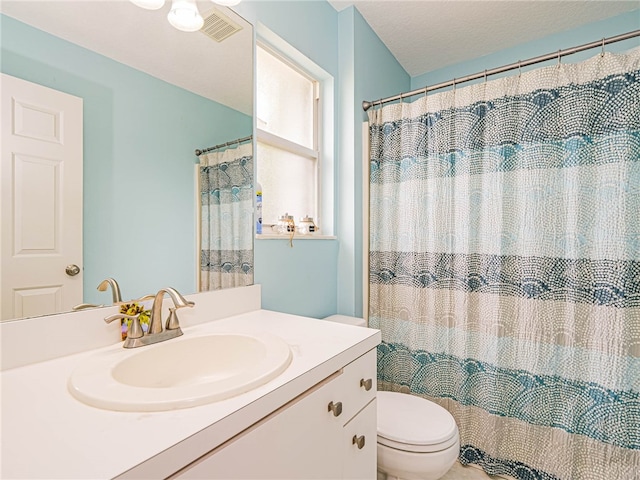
[1,309,380,479]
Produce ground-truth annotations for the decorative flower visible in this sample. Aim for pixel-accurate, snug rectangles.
[119,302,151,340]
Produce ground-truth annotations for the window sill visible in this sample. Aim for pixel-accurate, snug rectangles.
[256,234,337,240]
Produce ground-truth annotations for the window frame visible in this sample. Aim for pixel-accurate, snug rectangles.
[255,38,333,237]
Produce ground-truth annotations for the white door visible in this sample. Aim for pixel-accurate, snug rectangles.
[1,74,83,321]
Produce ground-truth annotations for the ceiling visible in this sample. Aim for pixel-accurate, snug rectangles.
[328,0,639,77]
[0,0,253,115]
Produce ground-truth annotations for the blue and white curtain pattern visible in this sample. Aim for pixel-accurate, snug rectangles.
[199,142,253,290]
[368,49,640,480]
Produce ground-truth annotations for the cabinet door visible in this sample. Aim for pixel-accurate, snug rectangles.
[342,399,377,480]
[174,375,344,479]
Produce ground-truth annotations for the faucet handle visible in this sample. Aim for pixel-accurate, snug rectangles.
[104,313,143,339]
[165,307,180,330]
[163,288,194,330]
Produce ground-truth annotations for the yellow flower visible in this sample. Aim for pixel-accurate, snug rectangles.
[120,302,151,327]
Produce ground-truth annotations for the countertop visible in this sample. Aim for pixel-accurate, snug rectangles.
[0,309,380,479]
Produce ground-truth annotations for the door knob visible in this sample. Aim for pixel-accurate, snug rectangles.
[65,264,80,276]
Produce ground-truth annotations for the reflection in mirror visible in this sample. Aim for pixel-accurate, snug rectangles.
[197,138,254,291]
[0,1,253,321]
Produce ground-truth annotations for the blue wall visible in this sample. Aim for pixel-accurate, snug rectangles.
[1,14,252,305]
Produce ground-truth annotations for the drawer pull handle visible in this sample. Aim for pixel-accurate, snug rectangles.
[360,378,372,391]
[352,435,366,449]
[328,401,342,417]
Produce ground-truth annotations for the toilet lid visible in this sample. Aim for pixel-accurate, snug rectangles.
[377,391,458,453]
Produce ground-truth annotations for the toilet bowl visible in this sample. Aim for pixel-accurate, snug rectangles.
[377,391,459,480]
[324,314,460,480]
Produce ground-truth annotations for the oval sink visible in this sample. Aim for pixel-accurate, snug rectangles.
[68,332,292,412]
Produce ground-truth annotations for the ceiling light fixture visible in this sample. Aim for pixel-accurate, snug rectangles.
[129,0,241,32]
[168,0,203,32]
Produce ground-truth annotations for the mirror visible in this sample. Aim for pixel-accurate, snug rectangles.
[0,0,253,321]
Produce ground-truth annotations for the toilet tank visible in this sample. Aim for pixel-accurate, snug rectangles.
[323,314,366,327]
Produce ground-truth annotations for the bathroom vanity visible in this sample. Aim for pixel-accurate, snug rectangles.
[173,350,377,479]
[0,286,380,479]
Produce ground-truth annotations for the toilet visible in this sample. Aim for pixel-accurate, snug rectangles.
[324,315,460,480]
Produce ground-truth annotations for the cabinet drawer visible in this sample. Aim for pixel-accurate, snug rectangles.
[330,349,376,423]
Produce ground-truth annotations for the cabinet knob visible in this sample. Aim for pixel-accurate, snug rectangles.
[327,401,342,417]
[360,378,372,391]
[352,435,366,449]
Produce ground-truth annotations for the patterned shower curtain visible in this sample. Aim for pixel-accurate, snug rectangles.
[369,49,640,480]
[199,141,253,290]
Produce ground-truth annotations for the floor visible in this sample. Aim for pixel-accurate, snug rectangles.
[441,462,507,480]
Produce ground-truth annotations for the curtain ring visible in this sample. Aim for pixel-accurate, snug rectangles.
[484,69,487,83]
[452,77,456,92]
[424,86,428,98]
[601,37,606,57]
[399,92,404,104]
[518,60,522,77]
[557,49,561,68]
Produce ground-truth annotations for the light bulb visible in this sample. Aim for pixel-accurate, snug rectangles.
[168,0,204,32]
[213,0,241,6]
[130,0,165,10]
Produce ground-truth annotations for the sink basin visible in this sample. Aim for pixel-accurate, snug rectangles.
[68,332,292,411]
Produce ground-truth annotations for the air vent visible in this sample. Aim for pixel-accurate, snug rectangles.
[200,8,243,42]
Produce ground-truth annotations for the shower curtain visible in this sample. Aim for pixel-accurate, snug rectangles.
[368,49,640,480]
[199,141,253,290]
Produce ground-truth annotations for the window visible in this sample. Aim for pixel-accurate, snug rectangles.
[256,43,321,232]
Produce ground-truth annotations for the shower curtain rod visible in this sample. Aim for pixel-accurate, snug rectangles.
[195,134,253,156]
[362,29,640,112]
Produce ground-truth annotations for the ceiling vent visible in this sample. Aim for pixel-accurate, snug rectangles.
[200,8,243,43]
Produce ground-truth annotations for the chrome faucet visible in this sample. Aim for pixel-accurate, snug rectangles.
[104,287,194,348]
[97,278,123,304]
[73,278,122,311]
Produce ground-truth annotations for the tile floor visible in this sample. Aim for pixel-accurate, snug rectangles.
[441,462,508,480]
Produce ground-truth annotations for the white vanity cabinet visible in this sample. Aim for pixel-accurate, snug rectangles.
[173,349,377,480]
[1,301,382,480]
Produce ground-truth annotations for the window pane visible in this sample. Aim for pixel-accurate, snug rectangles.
[257,142,316,226]
[257,46,314,149]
